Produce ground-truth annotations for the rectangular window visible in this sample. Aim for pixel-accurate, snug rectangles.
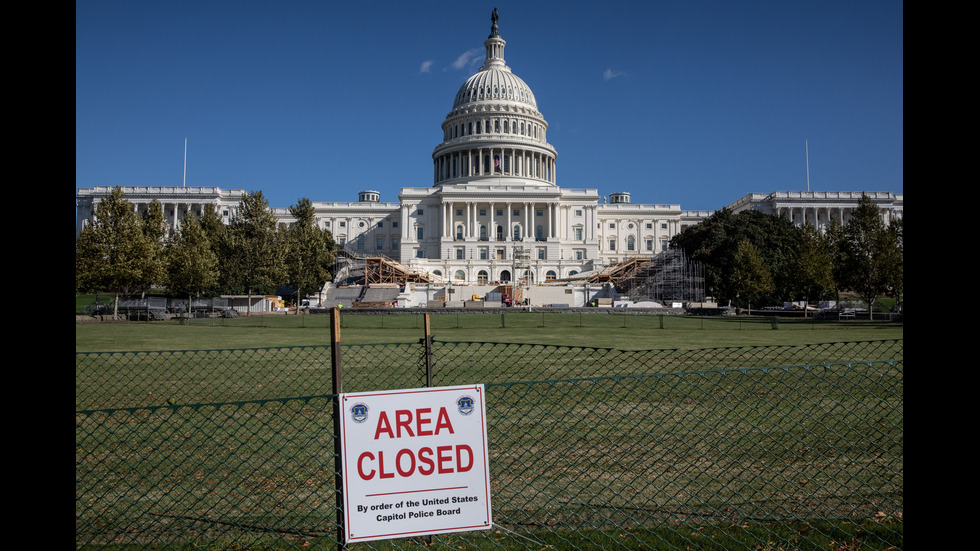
[609,239,616,251]
[575,250,583,260]
[646,223,652,229]
[575,210,583,216]
[609,223,615,229]
[392,238,399,249]
[480,209,486,216]
[377,238,383,250]
[338,237,346,245]
[646,239,653,251]
[339,221,346,227]
[574,227,583,240]
[456,248,465,259]
[536,209,543,217]
[538,248,546,260]
[661,223,667,229]
[496,248,505,260]
[416,227,424,240]
[456,209,463,216]
[479,248,488,260]
[513,209,520,216]
[325,221,331,227]
[392,221,398,228]
[415,249,425,258]
[417,209,424,215]
[496,209,503,216]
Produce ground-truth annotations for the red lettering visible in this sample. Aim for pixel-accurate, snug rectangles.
[395,410,414,437]
[378,451,394,479]
[357,451,375,480]
[417,447,435,475]
[456,444,473,473]
[437,445,454,474]
[416,408,433,436]
[374,412,394,440]
[396,448,415,477]
[435,407,454,435]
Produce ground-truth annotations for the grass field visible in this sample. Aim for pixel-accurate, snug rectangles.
[76,312,903,550]
[75,310,903,352]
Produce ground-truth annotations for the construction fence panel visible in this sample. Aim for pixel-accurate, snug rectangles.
[77,340,903,550]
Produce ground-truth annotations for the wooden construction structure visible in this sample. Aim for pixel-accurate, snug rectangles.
[363,256,432,285]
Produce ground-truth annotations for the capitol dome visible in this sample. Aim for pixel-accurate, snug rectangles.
[432,9,557,187]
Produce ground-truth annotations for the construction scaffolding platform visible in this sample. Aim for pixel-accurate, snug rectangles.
[363,256,432,285]
[332,253,434,286]
[556,250,704,304]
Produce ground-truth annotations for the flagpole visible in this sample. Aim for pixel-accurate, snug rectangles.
[183,138,187,187]
[805,139,810,192]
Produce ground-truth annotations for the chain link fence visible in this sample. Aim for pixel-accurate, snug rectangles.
[77,338,903,550]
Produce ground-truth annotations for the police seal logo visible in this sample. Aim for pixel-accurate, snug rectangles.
[350,403,369,423]
[457,395,475,415]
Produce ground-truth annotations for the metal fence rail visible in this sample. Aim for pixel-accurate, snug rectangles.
[76,339,903,550]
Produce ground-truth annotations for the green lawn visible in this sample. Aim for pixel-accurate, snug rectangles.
[76,311,903,352]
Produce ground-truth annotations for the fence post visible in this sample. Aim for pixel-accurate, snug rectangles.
[424,313,433,387]
[330,308,345,550]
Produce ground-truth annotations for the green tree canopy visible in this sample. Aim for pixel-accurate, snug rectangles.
[787,224,835,315]
[140,198,169,293]
[166,212,220,314]
[284,198,336,311]
[670,209,803,305]
[730,238,774,309]
[221,191,285,314]
[830,194,903,319]
[75,187,158,319]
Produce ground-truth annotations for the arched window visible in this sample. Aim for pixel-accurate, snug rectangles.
[468,122,473,135]
[477,270,489,285]
[500,270,511,282]
[456,225,464,240]
[357,234,365,250]
[513,225,521,240]
[627,235,636,251]
[480,225,487,240]
[536,225,543,240]
[496,225,504,241]
[454,270,466,281]
[546,270,557,281]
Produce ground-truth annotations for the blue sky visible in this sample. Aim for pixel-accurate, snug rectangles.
[76,0,903,212]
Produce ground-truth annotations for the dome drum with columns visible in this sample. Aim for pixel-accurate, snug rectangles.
[76,10,902,287]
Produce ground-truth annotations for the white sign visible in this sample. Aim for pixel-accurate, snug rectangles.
[338,384,492,543]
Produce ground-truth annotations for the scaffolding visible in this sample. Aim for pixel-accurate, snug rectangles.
[621,249,705,304]
[333,252,433,286]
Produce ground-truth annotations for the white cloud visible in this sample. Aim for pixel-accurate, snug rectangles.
[603,68,626,80]
[419,60,434,73]
[450,48,483,71]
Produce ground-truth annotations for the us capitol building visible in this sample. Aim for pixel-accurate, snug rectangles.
[76,11,902,286]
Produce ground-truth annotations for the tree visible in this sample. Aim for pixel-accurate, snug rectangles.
[166,212,220,316]
[75,187,157,319]
[830,194,903,320]
[284,198,336,312]
[140,198,169,295]
[222,191,284,315]
[730,238,774,310]
[787,224,835,317]
[670,208,802,306]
